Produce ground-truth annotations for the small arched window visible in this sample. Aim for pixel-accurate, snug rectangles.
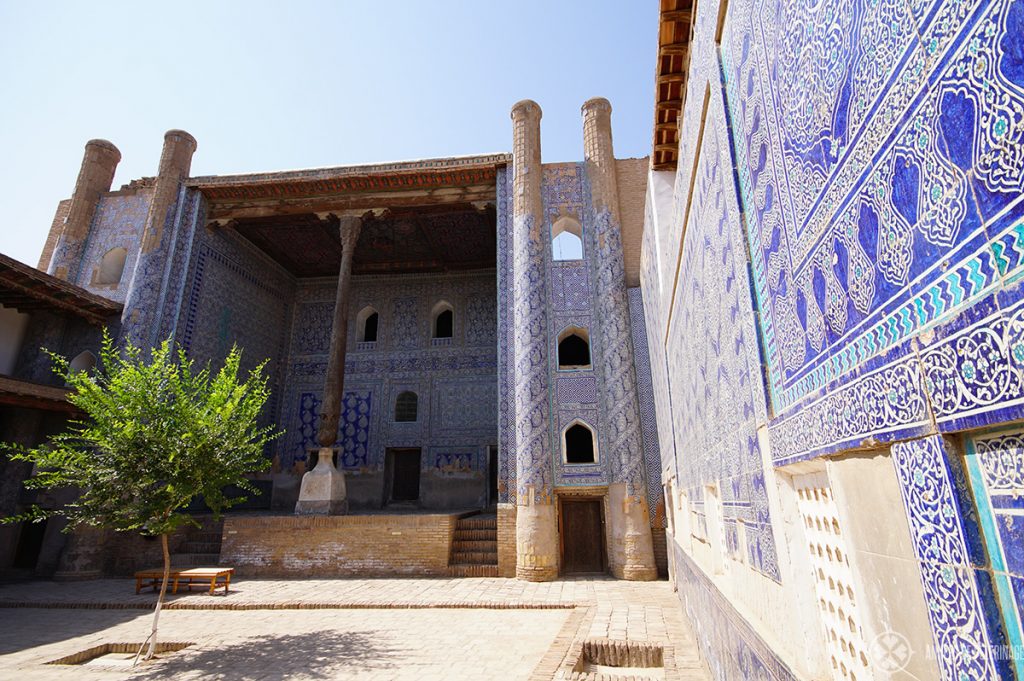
[552,215,583,261]
[563,421,596,464]
[356,306,379,343]
[66,351,96,386]
[394,391,418,422]
[96,247,128,286]
[557,327,591,369]
[432,301,454,339]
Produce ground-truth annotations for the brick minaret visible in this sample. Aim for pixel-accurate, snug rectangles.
[120,130,197,345]
[510,99,559,581]
[49,139,121,281]
[582,98,657,580]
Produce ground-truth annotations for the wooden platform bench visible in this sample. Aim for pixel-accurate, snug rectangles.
[134,567,234,595]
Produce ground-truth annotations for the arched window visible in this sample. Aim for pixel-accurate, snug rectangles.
[356,306,379,343]
[95,247,127,286]
[394,391,418,422]
[563,421,596,464]
[552,215,583,261]
[557,327,591,369]
[66,351,96,385]
[432,301,453,339]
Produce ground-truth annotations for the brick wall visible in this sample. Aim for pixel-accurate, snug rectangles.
[615,157,649,288]
[220,513,461,577]
[38,199,71,271]
[497,503,516,577]
[651,526,668,579]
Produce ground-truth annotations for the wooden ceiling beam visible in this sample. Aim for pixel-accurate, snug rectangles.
[657,72,687,84]
[205,185,497,222]
[661,9,692,22]
[659,42,690,55]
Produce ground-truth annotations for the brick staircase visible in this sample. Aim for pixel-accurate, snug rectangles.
[448,512,498,577]
[170,520,223,568]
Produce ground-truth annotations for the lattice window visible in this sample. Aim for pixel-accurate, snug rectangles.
[794,473,869,681]
[394,391,418,422]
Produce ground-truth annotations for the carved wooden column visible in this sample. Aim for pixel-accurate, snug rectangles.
[295,214,362,515]
[318,215,362,447]
[582,98,657,580]
[511,99,558,581]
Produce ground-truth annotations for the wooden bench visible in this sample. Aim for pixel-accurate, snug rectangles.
[135,567,234,595]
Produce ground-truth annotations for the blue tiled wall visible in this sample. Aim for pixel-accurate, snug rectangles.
[277,272,498,474]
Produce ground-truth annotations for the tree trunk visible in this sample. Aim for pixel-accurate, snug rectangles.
[145,533,171,661]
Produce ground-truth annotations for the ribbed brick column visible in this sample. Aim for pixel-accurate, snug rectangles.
[49,139,121,281]
[582,98,657,580]
[511,99,558,581]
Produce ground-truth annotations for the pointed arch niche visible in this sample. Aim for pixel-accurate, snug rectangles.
[562,419,597,464]
[95,247,128,286]
[557,326,591,370]
[356,305,379,343]
[551,215,583,261]
[431,300,454,340]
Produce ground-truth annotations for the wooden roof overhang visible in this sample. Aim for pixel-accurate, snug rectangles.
[190,153,511,222]
[652,0,696,171]
[0,375,79,413]
[0,253,122,325]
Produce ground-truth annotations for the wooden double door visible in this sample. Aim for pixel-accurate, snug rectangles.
[560,498,606,574]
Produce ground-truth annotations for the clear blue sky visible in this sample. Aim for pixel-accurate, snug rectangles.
[0,1,658,266]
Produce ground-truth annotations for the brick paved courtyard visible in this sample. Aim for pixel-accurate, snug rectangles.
[0,577,710,680]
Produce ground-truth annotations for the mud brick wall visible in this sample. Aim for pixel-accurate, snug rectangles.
[220,514,461,577]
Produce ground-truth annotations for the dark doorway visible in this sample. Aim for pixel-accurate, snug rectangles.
[386,448,421,502]
[560,498,605,574]
[488,446,498,506]
[13,519,47,570]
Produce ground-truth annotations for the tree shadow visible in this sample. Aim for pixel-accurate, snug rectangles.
[0,608,142,655]
[131,629,404,680]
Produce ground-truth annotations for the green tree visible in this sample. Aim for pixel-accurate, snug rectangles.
[3,331,280,661]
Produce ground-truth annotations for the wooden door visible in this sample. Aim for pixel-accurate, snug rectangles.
[561,499,605,574]
[390,449,421,501]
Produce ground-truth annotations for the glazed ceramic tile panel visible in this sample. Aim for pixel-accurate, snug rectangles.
[278,272,497,473]
[672,542,797,681]
[666,78,779,580]
[497,167,516,502]
[965,428,1024,679]
[628,287,663,522]
[544,164,608,489]
[891,435,1014,680]
[70,190,152,302]
[719,0,1024,462]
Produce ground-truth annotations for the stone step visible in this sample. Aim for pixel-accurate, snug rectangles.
[446,564,499,577]
[457,517,496,530]
[451,551,498,565]
[452,540,497,553]
[453,528,496,542]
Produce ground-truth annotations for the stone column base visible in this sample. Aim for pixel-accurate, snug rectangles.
[608,483,658,581]
[294,448,348,516]
[515,500,558,581]
[497,503,518,578]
